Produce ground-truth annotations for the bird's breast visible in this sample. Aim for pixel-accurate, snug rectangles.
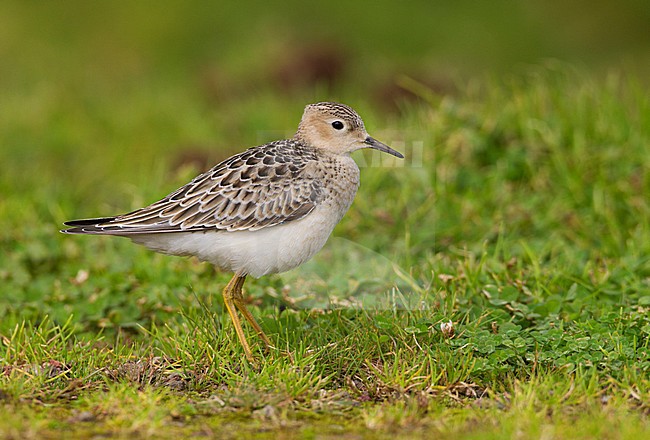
[318,155,360,215]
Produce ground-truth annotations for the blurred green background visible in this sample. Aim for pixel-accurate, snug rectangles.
[3,0,650,144]
[2,0,650,306]
[2,0,649,153]
[3,0,650,108]
[2,0,650,296]
[4,0,650,82]
[2,0,650,197]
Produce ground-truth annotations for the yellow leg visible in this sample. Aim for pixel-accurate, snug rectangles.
[233,290,273,350]
[222,274,254,362]
[222,274,273,362]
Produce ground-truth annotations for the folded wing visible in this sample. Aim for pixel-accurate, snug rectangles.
[62,141,324,235]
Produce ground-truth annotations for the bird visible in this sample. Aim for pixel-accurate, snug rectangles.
[62,102,404,362]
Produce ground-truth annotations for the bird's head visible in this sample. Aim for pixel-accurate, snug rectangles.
[295,102,404,159]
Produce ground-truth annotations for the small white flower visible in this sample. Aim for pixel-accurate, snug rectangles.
[440,320,455,338]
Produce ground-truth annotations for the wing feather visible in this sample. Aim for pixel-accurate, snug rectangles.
[62,140,324,235]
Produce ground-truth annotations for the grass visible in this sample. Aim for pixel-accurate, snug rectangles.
[1,64,648,438]
[1,2,650,437]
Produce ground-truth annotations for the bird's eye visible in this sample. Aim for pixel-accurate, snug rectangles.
[331,121,344,130]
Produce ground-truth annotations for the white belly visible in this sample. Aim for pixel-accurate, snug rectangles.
[129,203,347,278]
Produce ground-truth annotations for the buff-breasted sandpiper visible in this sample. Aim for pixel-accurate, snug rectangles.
[62,102,404,362]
